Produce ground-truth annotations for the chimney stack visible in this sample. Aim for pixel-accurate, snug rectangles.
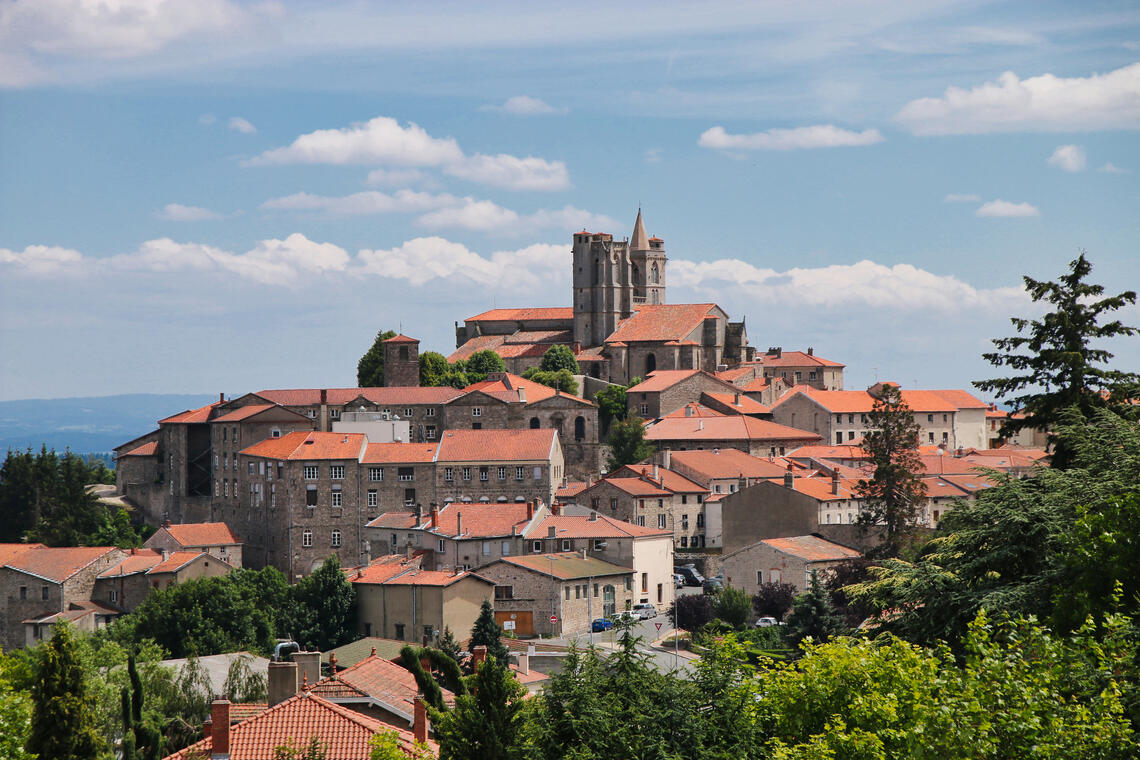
[210,699,231,755]
[551,501,561,516]
[783,463,794,489]
[831,470,840,495]
[293,651,320,688]
[808,347,814,356]
[456,512,463,536]
[267,660,299,706]
[734,392,741,405]
[517,652,529,675]
[685,405,693,417]
[526,501,534,521]
[698,419,703,431]
[589,511,598,521]
[472,645,488,670]
[652,463,659,479]
[517,387,527,403]
[662,449,671,470]
[413,696,429,744]
[429,506,439,529]
[219,392,225,403]
[548,526,556,538]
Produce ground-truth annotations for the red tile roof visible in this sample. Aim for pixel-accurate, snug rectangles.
[787,444,871,460]
[365,513,419,530]
[760,350,845,368]
[120,441,159,457]
[701,392,771,415]
[617,464,708,493]
[626,370,700,392]
[644,416,820,444]
[0,543,44,567]
[384,334,419,343]
[349,556,419,585]
[772,385,985,414]
[311,653,455,713]
[363,442,438,464]
[465,307,574,322]
[763,475,860,501]
[164,691,427,760]
[605,303,721,343]
[435,428,556,462]
[556,481,588,499]
[928,389,990,410]
[464,373,559,403]
[162,522,242,546]
[159,401,222,424]
[4,546,121,583]
[494,552,632,580]
[384,569,492,587]
[148,551,217,575]
[98,549,164,578]
[666,448,793,480]
[212,404,279,422]
[661,403,726,419]
[430,502,534,538]
[596,477,672,497]
[529,514,670,539]
[761,535,862,562]
[256,387,463,406]
[242,431,367,461]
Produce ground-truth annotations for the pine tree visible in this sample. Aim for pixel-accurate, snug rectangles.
[975,251,1139,466]
[435,656,527,760]
[468,600,509,664]
[783,571,847,647]
[855,383,927,557]
[29,623,107,760]
[437,625,464,664]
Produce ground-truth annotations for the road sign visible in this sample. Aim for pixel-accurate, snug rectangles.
[503,620,516,631]
[550,615,557,624]
[655,622,663,631]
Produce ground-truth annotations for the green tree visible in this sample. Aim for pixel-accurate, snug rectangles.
[468,601,509,664]
[520,367,578,395]
[222,653,268,703]
[120,653,164,760]
[593,377,641,436]
[667,593,714,632]
[464,350,507,382]
[370,729,434,760]
[292,555,357,652]
[274,736,328,760]
[0,649,35,760]
[357,329,398,387]
[974,251,1139,466]
[713,586,752,629]
[418,351,451,387]
[537,344,579,374]
[752,581,797,622]
[855,384,927,557]
[436,656,528,760]
[436,626,463,664]
[604,417,655,471]
[783,572,845,647]
[29,623,107,760]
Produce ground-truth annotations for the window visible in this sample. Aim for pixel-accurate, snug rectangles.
[306,487,318,507]
[482,541,491,556]
[330,408,340,420]
[681,514,689,530]
[943,414,948,422]
[426,425,436,440]
[575,585,581,599]
[610,497,617,510]
[929,432,935,443]
[330,465,344,480]
[302,530,313,547]
[639,404,649,416]
[515,467,524,481]
[624,576,632,591]
[565,585,571,601]
[223,427,228,442]
[480,467,488,482]
[248,462,254,475]
[462,467,472,481]
[757,570,764,585]
[426,408,435,417]
[395,623,405,640]
[331,491,342,507]
[445,467,454,481]
[495,585,514,600]
[224,480,229,497]
[657,583,663,603]
[369,467,383,482]
[368,490,378,507]
[657,514,667,529]
[927,414,934,422]
[847,431,855,441]
[680,536,688,547]
[809,371,817,380]
[472,407,482,417]
[657,498,663,508]
[593,539,604,551]
[404,408,413,417]
[109,589,118,603]
[19,586,27,600]
[398,467,414,482]
[714,484,722,493]
[533,467,542,480]
[696,513,704,528]
[641,572,648,592]
[498,466,507,480]
[681,494,688,504]
[271,427,281,438]
[636,516,645,526]
[232,427,238,443]
[215,480,220,497]
[532,540,542,553]
[304,465,318,480]
[501,541,511,556]
[561,539,571,551]
[404,488,416,505]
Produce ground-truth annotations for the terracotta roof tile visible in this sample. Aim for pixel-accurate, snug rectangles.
[383,334,419,343]
[617,464,708,493]
[760,350,845,368]
[666,449,792,480]
[0,543,44,567]
[595,477,672,497]
[464,374,559,403]
[660,403,726,419]
[494,552,633,580]
[383,569,492,587]
[429,502,533,538]
[787,444,871,460]
[121,441,158,457]
[4,546,121,583]
[762,475,860,501]
[98,549,164,578]
[530,514,670,539]
[242,431,367,461]
[605,303,721,343]
[772,385,985,414]
[435,428,556,462]
[212,404,280,422]
[365,512,418,530]
[465,307,574,323]
[257,387,462,406]
[644,416,820,444]
[148,551,218,575]
[626,370,701,392]
[162,522,242,546]
[761,535,862,562]
[701,392,771,415]
[363,442,438,464]
[556,481,588,499]
[349,556,419,585]
[159,401,222,424]
[311,653,455,714]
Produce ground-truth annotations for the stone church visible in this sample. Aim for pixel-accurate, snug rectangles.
[452,210,753,384]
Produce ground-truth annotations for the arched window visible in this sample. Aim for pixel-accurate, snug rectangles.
[574,416,586,441]
[552,416,565,436]
[529,417,540,429]
[398,346,409,361]
[632,263,640,285]
[645,353,657,375]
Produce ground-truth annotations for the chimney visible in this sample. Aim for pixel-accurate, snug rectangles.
[319,389,329,431]
[330,652,339,675]
[429,506,439,529]
[163,520,172,529]
[219,392,225,403]
[517,652,529,675]
[526,501,534,521]
[685,405,694,417]
[652,463,659,479]
[518,387,527,403]
[320,389,328,404]
[413,696,428,744]
[831,470,840,495]
[472,645,488,670]
[456,512,463,536]
[662,449,671,469]
[371,647,377,657]
[161,549,169,561]
[698,419,703,431]
[293,651,320,689]
[783,463,794,489]
[210,699,231,756]
[589,511,598,521]
[267,660,299,706]
[551,502,562,516]
[130,547,137,555]
[734,392,741,406]
[807,347,814,356]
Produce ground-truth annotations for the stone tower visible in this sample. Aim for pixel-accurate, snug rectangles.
[383,334,420,387]
[629,208,666,306]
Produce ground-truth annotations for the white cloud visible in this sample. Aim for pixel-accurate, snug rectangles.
[356,238,565,289]
[108,233,350,286]
[944,193,981,203]
[895,62,1140,135]
[416,199,617,235]
[976,200,1040,218]
[156,203,224,221]
[1099,162,1131,174]
[480,95,567,115]
[365,168,429,187]
[669,258,1025,312]
[261,190,458,217]
[443,154,569,191]
[198,113,217,125]
[228,116,256,134]
[1047,144,1086,172]
[0,244,83,274]
[247,114,568,191]
[698,124,884,151]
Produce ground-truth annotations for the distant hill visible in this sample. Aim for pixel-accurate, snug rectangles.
[0,394,218,457]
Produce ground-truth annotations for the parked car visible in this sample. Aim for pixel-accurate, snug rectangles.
[674,566,704,586]
[755,616,779,628]
[611,610,637,625]
[591,617,614,632]
[673,573,685,588]
[702,577,723,594]
[632,603,657,619]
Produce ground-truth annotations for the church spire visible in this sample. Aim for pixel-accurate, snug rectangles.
[630,208,649,251]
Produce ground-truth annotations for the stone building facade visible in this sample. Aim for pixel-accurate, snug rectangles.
[721,535,862,598]
[625,370,744,421]
[571,464,711,549]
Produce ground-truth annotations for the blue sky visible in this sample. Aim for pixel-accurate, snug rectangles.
[1,0,1137,402]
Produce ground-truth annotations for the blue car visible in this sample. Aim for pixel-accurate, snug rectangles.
[591,617,614,632]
